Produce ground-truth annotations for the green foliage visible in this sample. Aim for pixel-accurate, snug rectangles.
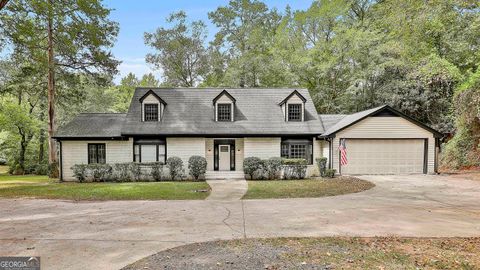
[129,162,142,182]
[88,164,112,182]
[145,11,209,87]
[243,157,263,180]
[442,69,480,169]
[188,155,207,181]
[114,163,130,182]
[316,157,328,177]
[325,169,336,178]
[265,157,282,180]
[282,158,308,179]
[149,162,164,182]
[166,156,184,180]
[71,164,88,182]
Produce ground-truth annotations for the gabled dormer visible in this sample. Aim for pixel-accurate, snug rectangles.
[213,90,236,122]
[279,90,307,122]
[139,89,167,122]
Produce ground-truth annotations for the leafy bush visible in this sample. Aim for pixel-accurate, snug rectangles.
[243,157,263,179]
[324,169,336,178]
[129,162,142,181]
[71,164,88,182]
[188,156,207,181]
[316,157,328,177]
[265,157,282,180]
[166,156,184,180]
[34,164,49,175]
[150,162,164,181]
[282,158,308,179]
[89,164,112,182]
[0,158,6,165]
[114,163,130,182]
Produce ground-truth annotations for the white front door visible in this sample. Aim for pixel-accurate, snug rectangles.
[218,145,230,171]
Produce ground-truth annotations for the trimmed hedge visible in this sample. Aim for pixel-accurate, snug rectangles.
[70,158,188,182]
[188,155,207,180]
[243,157,308,180]
[325,169,336,178]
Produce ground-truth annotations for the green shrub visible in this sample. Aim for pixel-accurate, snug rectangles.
[282,158,308,179]
[316,157,328,177]
[88,164,112,182]
[188,155,207,181]
[114,163,130,182]
[166,156,184,180]
[243,157,263,180]
[71,164,88,182]
[265,157,282,180]
[129,162,142,181]
[34,164,49,175]
[0,158,6,165]
[149,162,164,181]
[324,169,336,178]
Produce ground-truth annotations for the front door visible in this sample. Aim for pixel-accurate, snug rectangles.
[218,145,230,171]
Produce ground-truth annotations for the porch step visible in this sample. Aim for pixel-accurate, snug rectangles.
[205,171,245,180]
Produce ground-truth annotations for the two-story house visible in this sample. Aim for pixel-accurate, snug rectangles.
[54,88,442,181]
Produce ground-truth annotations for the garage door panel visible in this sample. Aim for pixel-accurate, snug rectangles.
[341,139,424,175]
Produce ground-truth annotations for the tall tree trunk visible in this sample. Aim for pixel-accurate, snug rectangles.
[38,104,45,163]
[47,0,57,165]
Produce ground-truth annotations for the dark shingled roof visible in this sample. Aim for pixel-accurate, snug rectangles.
[54,113,126,138]
[318,114,347,131]
[122,88,325,136]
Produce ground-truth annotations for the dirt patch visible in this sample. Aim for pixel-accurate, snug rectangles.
[122,237,480,270]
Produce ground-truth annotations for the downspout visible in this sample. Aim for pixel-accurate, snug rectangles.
[58,140,63,182]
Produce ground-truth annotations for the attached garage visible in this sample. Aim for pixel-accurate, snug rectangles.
[340,139,426,175]
[320,105,443,175]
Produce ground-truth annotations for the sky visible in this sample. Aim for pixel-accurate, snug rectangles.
[103,0,313,84]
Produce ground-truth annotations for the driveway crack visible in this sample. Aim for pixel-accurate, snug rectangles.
[222,206,243,236]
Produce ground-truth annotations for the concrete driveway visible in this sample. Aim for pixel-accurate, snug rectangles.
[1,174,480,270]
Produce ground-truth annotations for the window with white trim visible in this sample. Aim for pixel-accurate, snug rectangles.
[281,139,313,164]
[288,104,302,121]
[217,103,231,121]
[144,104,159,121]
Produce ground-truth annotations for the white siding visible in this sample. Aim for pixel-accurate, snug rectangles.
[61,139,133,181]
[166,137,205,175]
[243,137,281,159]
[306,137,322,176]
[332,117,436,174]
[235,138,244,171]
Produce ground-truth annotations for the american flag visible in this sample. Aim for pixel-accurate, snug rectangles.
[339,139,348,166]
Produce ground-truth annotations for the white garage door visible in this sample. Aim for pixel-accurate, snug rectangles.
[340,139,425,174]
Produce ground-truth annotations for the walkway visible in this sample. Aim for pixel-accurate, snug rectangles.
[206,179,248,200]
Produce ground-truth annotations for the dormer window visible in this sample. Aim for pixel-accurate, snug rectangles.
[213,90,236,122]
[279,90,307,122]
[217,104,232,121]
[288,104,302,121]
[144,104,159,121]
[139,89,167,122]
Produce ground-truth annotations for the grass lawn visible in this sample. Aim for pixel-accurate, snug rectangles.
[0,169,210,200]
[242,177,374,199]
[124,237,480,269]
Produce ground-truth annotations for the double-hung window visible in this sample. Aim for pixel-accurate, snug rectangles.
[144,104,159,121]
[217,104,231,121]
[88,144,106,164]
[287,104,302,121]
[281,139,313,164]
[133,139,166,164]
